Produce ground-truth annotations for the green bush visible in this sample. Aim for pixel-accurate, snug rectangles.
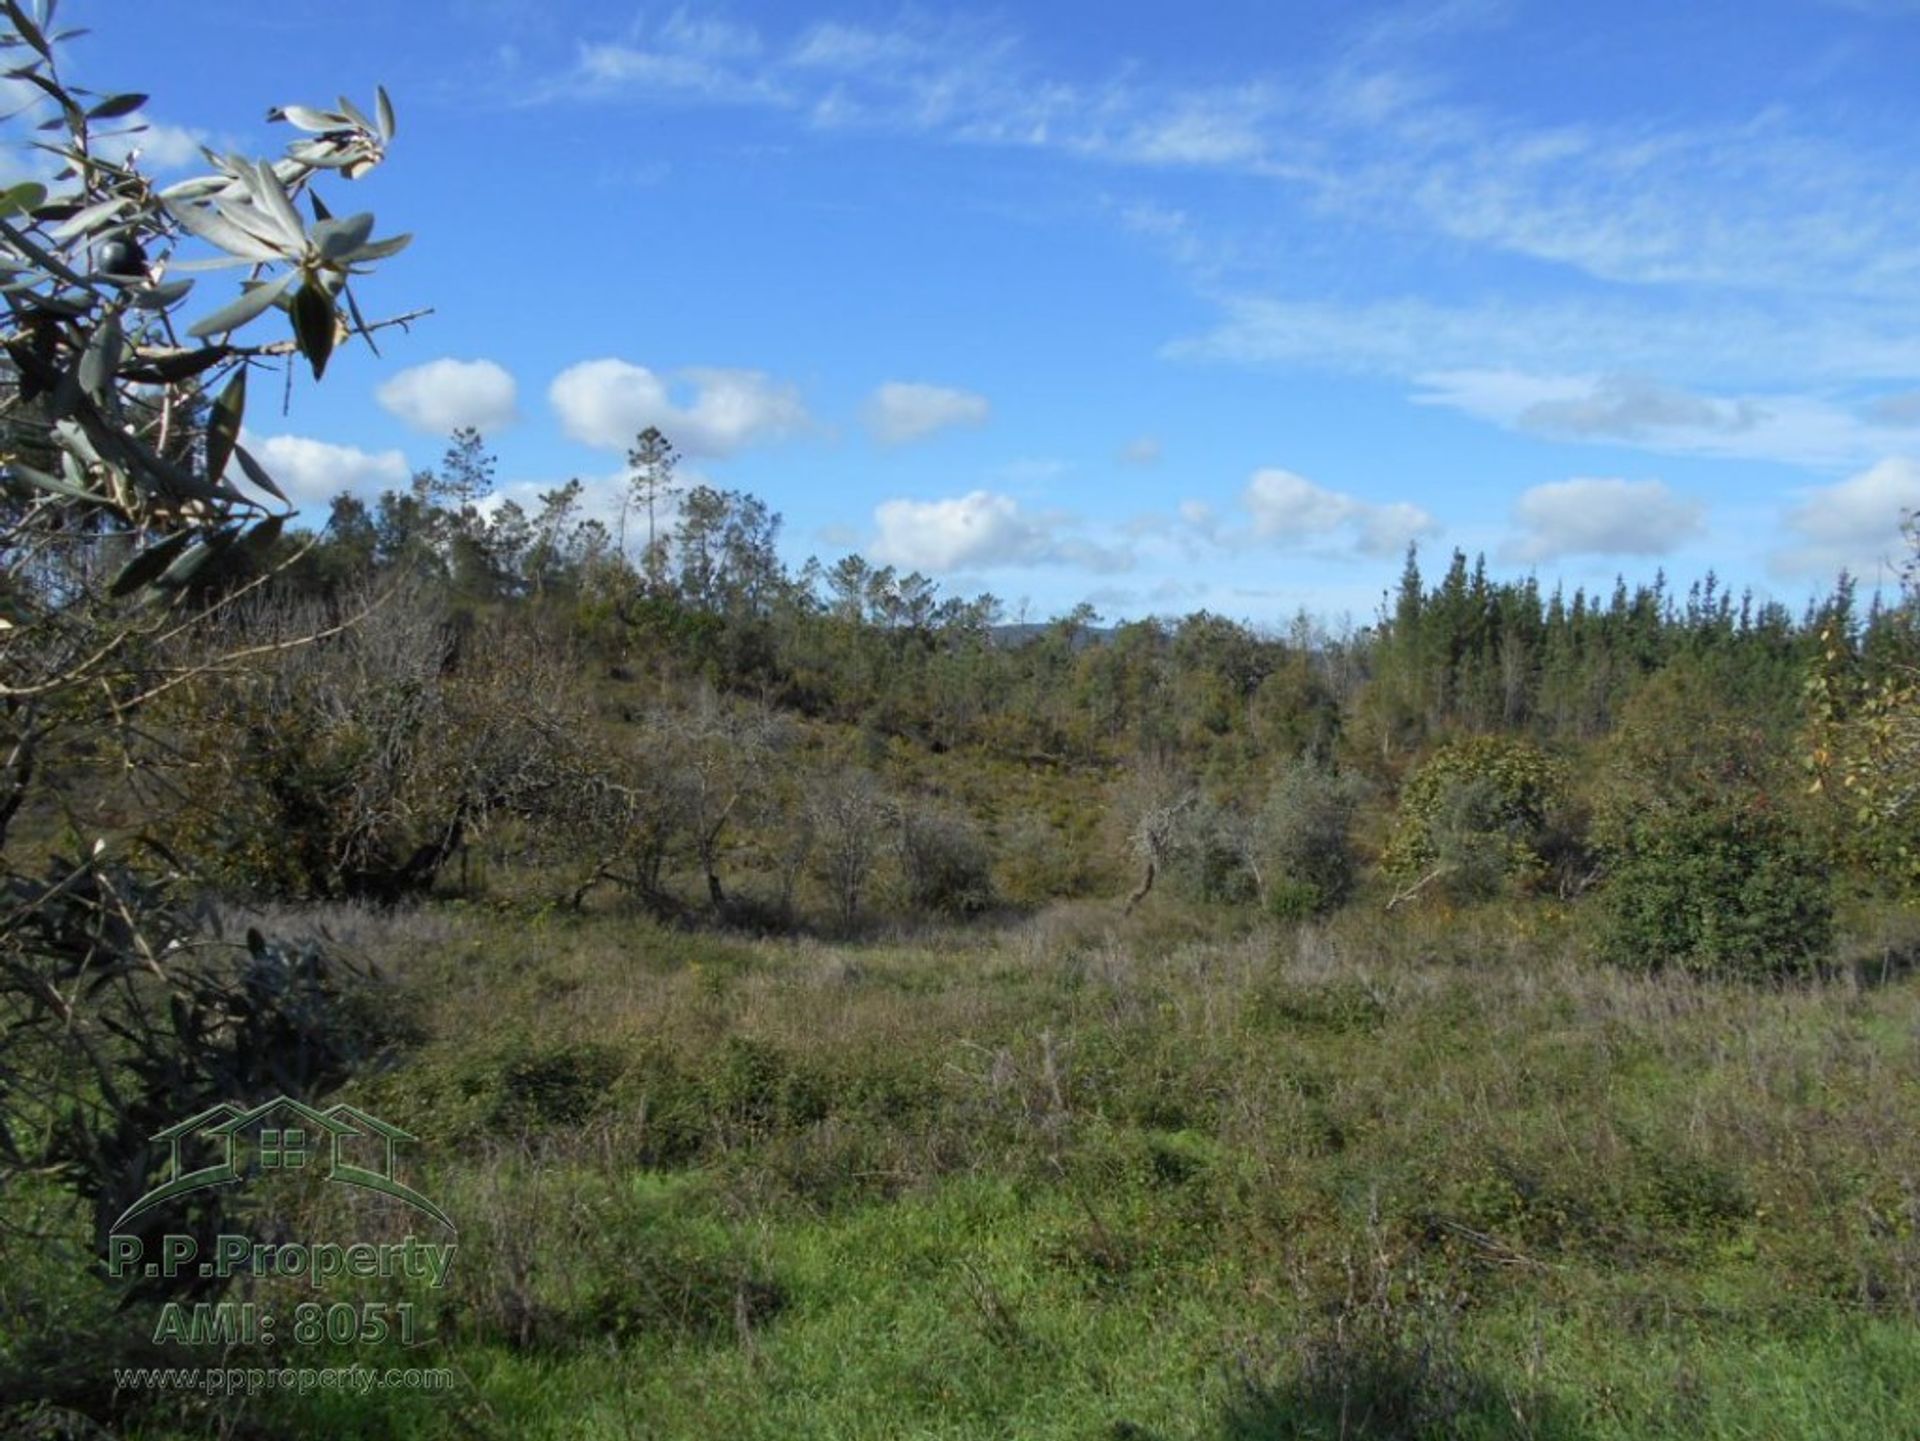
[895,799,994,915]
[1254,759,1362,916]
[1383,735,1564,900]
[995,814,1079,904]
[1264,878,1328,920]
[1598,799,1832,978]
[1164,797,1260,905]
[491,1041,625,1129]
[1594,668,1834,978]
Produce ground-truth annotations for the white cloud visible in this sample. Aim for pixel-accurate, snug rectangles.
[239,430,409,506]
[1240,468,1438,556]
[864,381,990,444]
[1412,369,1920,469]
[1356,501,1445,557]
[1119,435,1164,466]
[549,358,810,456]
[124,119,208,171]
[376,358,520,436]
[1772,457,1920,580]
[871,492,1038,570]
[1245,470,1356,536]
[71,114,212,176]
[1500,478,1705,564]
[870,490,1131,573]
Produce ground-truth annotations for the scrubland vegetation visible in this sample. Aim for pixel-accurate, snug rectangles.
[9,417,1920,1440]
[7,9,1920,1437]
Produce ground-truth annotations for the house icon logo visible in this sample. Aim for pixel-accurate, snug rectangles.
[113,1096,454,1233]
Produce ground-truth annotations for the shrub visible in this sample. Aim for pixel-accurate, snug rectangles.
[1594,669,1834,977]
[7,898,397,1290]
[1598,796,1832,978]
[491,1042,625,1130]
[895,799,994,915]
[1383,735,1563,900]
[995,815,1078,905]
[1164,797,1260,905]
[1253,759,1362,916]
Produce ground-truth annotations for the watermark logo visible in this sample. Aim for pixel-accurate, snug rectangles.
[114,1095,454,1233]
[106,1097,458,1360]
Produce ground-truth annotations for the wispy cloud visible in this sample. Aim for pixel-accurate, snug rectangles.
[863,381,990,445]
[1412,370,1920,469]
[531,6,1920,494]
[1868,390,1920,427]
[1171,293,1920,391]
[540,10,1920,302]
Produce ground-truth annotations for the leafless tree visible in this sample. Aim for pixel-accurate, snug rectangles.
[808,768,891,929]
[1118,768,1196,915]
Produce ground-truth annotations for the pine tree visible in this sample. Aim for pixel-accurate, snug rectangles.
[627,426,680,589]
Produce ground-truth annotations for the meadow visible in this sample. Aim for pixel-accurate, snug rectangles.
[13,885,1920,1440]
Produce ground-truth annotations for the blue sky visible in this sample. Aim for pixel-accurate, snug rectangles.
[37,0,1920,624]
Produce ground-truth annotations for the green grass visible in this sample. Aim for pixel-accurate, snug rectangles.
[12,896,1920,1438]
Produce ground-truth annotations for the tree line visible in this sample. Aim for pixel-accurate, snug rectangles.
[110,425,1908,968]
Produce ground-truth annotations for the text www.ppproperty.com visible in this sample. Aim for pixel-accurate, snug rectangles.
[114,1364,457,1397]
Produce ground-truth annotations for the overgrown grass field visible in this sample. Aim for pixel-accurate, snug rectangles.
[16,895,1918,1439]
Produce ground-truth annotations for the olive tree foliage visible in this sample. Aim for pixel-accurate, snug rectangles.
[565,692,789,917]
[0,1,418,1249]
[1164,794,1262,906]
[1118,760,1361,917]
[671,688,786,910]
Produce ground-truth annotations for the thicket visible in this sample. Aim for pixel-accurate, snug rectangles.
[111,423,1918,970]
